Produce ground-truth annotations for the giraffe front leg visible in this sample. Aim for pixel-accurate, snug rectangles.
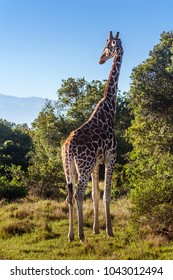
[103,192,113,237]
[75,195,85,241]
[91,166,100,234]
[104,157,115,237]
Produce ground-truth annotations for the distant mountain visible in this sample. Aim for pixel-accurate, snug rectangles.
[0,93,48,125]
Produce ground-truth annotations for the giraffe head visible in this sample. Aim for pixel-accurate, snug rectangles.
[99,31,123,64]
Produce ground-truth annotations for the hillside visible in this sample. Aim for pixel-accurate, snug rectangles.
[0,93,47,125]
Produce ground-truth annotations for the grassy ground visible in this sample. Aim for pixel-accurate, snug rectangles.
[0,196,173,260]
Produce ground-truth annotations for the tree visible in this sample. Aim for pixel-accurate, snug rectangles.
[29,101,65,198]
[0,119,32,200]
[56,77,105,131]
[112,91,132,197]
[0,119,32,172]
[126,31,173,238]
[130,31,173,117]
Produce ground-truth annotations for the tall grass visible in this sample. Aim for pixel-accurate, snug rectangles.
[0,196,173,259]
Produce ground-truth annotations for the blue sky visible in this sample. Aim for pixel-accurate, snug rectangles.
[0,0,173,100]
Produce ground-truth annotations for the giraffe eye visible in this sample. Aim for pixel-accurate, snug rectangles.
[112,40,116,46]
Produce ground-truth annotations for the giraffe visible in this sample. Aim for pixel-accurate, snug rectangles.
[61,31,124,241]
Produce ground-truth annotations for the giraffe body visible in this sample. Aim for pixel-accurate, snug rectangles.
[61,31,123,241]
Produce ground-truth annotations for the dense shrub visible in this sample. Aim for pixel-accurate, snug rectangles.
[127,31,173,238]
[0,165,28,201]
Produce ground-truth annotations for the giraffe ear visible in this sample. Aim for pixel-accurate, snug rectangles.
[115,32,119,39]
[108,31,113,40]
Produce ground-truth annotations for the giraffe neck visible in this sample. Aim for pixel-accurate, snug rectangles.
[104,49,123,101]
[86,50,123,129]
[101,50,123,126]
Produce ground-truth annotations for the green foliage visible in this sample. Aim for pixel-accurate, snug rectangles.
[0,165,28,201]
[0,119,32,172]
[0,119,32,200]
[111,91,132,198]
[130,31,173,117]
[56,77,105,131]
[126,31,173,238]
[29,100,65,198]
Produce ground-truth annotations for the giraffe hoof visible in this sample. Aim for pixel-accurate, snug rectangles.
[68,238,74,243]
[107,232,114,237]
[80,239,85,243]
[93,229,100,234]
[68,233,74,242]
[107,228,114,237]
[79,235,85,242]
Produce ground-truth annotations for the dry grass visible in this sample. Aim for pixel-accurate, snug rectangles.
[146,234,169,247]
[0,196,173,259]
[0,198,67,240]
[1,219,34,238]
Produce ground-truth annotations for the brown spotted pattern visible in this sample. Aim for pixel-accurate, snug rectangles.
[61,32,123,241]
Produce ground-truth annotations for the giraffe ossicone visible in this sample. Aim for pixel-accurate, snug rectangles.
[61,31,124,242]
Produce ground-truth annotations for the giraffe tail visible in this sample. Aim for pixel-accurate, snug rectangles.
[61,139,76,204]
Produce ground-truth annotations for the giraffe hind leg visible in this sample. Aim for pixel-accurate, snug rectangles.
[104,156,115,237]
[66,183,75,242]
[64,159,77,242]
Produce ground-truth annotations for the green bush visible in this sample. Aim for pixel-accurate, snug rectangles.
[130,153,173,238]
[0,165,28,201]
[0,179,28,201]
[126,32,173,239]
